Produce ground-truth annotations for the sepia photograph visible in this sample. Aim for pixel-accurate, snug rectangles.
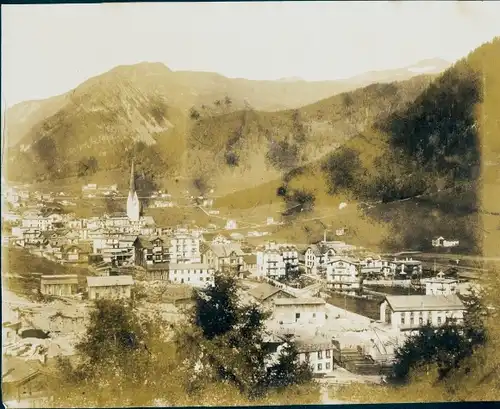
[1,1,500,407]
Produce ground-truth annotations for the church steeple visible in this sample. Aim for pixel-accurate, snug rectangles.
[129,160,136,195]
[127,160,140,222]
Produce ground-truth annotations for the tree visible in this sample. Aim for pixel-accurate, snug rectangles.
[265,335,314,389]
[175,273,315,399]
[322,147,363,195]
[51,299,184,407]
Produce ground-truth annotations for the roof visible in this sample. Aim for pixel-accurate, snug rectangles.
[296,340,336,353]
[41,275,79,285]
[274,297,326,306]
[383,295,465,312]
[87,275,134,287]
[169,263,213,270]
[146,262,170,271]
[210,243,244,258]
[248,283,283,301]
[243,254,257,264]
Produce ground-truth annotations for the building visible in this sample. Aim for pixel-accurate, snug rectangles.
[2,357,50,408]
[256,242,299,279]
[273,298,327,326]
[379,294,466,332]
[168,263,215,287]
[202,243,245,273]
[40,275,79,296]
[247,282,295,309]
[225,220,238,230]
[243,254,258,275]
[432,236,460,248]
[86,275,134,300]
[134,232,201,267]
[126,161,141,222]
[324,258,360,293]
[304,244,337,275]
[295,337,337,375]
[393,258,423,277]
[144,263,170,281]
[424,273,459,295]
[21,216,52,231]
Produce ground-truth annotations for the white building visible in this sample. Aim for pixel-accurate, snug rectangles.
[432,236,460,248]
[86,275,134,300]
[273,298,327,326]
[225,220,238,230]
[304,244,337,275]
[295,338,337,375]
[256,242,299,279]
[21,216,52,231]
[379,295,466,332]
[168,263,215,287]
[325,258,360,293]
[424,273,459,295]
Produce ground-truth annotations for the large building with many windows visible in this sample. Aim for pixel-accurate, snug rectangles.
[256,242,299,279]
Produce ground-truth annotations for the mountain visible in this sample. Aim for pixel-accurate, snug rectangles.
[4,58,448,150]
[5,67,434,196]
[344,58,450,87]
[215,38,500,254]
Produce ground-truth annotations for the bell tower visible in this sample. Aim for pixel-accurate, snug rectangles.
[126,161,141,222]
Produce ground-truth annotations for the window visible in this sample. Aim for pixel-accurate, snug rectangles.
[312,313,316,318]
[305,352,310,361]
[317,351,322,359]
[401,315,405,325]
[317,363,322,371]
[326,362,331,370]
[326,350,331,358]
[437,316,442,325]
[410,312,414,324]
[295,313,300,321]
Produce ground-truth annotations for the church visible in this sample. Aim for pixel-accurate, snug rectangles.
[99,161,155,234]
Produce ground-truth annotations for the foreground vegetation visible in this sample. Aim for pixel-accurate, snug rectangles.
[50,274,319,406]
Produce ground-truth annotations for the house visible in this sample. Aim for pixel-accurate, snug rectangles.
[243,254,258,275]
[21,216,52,231]
[144,263,170,281]
[86,275,134,300]
[256,242,299,279]
[424,273,459,295]
[432,236,460,248]
[168,263,215,287]
[60,244,91,263]
[2,357,50,408]
[379,294,466,332]
[359,256,387,276]
[324,258,360,293]
[225,220,238,230]
[393,258,423,277]
[40,275,79,296]
[273,298,327,326]
[202,243,245,273]
[202,233,231,245]
[247,282,295,308]
[295,337,337,375]
[304,244,337,275]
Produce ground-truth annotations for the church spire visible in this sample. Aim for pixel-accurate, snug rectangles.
[129,160,136,194]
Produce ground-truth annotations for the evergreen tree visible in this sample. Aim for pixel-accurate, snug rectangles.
[176,273,315,399]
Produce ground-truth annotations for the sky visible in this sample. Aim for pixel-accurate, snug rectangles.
[2,1,500,108]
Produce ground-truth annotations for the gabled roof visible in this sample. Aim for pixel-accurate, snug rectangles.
[274,297,325,306]
[383,295,465,312]
[41,275,78,285]
[248,283,286,301]
[243,254,257,264]
[210,243,244,258]
[87,275,134,287]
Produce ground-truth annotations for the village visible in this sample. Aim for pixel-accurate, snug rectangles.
[1,163,485,407]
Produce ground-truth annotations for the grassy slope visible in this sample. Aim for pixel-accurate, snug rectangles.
[3,247,91,298]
